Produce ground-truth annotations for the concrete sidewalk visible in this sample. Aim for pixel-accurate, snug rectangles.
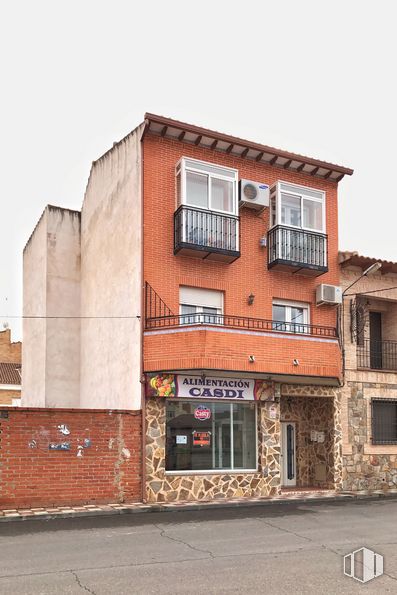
[2,489,397,523]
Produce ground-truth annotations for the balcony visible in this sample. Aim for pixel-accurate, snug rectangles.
[145,312,337,337]
[174,205,240,263]
[357,339,397,372]
[267,225,328,276]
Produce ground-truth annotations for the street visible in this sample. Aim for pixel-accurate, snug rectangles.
[0,499,396,594]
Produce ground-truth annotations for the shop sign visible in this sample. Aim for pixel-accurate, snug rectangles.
[147,373,273,401]
[194,405,211,421]
[193,431,211,447]
[176,435,187,445]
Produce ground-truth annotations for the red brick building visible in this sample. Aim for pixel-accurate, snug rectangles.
[0,329,21,406]
[23,114,353,503]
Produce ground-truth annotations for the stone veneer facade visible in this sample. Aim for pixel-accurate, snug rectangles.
[342,381,397,492]
[145,383,342,503]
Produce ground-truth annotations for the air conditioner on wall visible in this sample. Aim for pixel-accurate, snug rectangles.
[316,284,343,306]
[239,179,269,211]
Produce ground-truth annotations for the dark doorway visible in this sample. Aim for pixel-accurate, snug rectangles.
[370,312,383,369]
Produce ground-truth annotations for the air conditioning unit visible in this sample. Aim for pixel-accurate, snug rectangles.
[316,284,343,306]
[239,179,269,211]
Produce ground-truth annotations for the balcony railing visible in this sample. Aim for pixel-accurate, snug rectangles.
[174,205,240,263]
[357,339,397,371]
[267,225,328,276]
[145,311,337,338]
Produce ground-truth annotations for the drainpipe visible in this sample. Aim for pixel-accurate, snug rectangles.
[139,121,149,503]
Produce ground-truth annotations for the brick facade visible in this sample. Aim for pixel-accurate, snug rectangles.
[0,407,142,508]
[143,134,340,378]
[0,329,21,363]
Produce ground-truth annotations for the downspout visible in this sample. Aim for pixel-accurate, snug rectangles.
[139,120,149,503]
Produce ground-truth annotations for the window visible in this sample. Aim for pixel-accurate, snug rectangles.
[372,400,397,444]
[180,286,223,325]
[272,300,309,333]
[271,181,325,233]
[176,158,238,215]
[165,400,257,472]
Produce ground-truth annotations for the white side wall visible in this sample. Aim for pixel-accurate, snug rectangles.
[45,207,81,407]
[22,207,81,407]
[22,212,48,406]
[80,125,143,410]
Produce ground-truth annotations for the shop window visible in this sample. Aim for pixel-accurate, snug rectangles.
[372,399,397,444]
[180,286,223,325]
[165,400,257,472]
[272,300,309,334]
[176,157,238,215]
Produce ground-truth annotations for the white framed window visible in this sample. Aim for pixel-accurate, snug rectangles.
[176,157,238,216]
[165,400,257,472]
[179,286,223,325]
[272,300,310,334]
[270,181,325,233]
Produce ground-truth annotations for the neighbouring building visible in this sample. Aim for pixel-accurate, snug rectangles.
[23,113,354,502]
[340,252,397,492]
[0,328,21,406]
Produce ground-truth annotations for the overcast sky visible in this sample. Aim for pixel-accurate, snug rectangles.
[1,0,396,341]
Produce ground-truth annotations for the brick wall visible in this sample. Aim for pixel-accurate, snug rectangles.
[0,407,142,508]
[143,134,340,377]
[0,329,21,363]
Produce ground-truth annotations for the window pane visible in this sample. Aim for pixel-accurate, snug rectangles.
[281,193,301,227]
[186,171,208,208]
[211,178,234,213]
[233,403,256,468]
[303,198,323,231]
[202,306,221,324]
[291,307,304,324]
[291,306,306,333]
[185,159,236,179]
[272,304,287,331]
[165,401,256,471]
[373,401,397,444]
[180,304,197,325]
[280,183,323,201]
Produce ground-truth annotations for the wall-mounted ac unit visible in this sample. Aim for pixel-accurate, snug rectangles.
[239,180,269,211]
[316,284,343,306]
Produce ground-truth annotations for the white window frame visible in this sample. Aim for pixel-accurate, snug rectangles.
[270,180,326,233]
[272,299,310,333]
[165,400,258,474]
[176,157,238,216]
[179,287,224,325]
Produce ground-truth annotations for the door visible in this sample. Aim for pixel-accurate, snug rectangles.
[370,312,382,369]
[281,422,296,487]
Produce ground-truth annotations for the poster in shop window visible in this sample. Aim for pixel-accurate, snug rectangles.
[146,374,274,401]
[192,431,211,447]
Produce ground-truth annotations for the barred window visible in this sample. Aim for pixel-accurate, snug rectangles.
[372,399,397,444]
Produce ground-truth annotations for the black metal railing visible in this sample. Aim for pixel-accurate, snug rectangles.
[145,282,174,320]
[174,205,239,253]
[268,225,327,269]
[357,339,397,371]
[145,311,337,337]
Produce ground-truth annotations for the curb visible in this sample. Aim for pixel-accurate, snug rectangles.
[1,492,397,523]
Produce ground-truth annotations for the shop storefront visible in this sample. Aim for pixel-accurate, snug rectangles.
[145,373,281,503]
[145,373,343,503]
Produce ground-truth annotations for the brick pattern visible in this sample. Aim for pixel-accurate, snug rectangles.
[142,134,341,378]
[0,408,142,508]
[144,329,342,380]
[0,329,21,364]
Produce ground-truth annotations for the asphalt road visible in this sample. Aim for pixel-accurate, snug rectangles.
[0,499,396,594]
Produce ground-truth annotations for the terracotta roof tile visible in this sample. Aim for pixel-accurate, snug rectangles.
[0,363,22,385]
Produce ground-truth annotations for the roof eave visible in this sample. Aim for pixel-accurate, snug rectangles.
[144,113,354,182]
